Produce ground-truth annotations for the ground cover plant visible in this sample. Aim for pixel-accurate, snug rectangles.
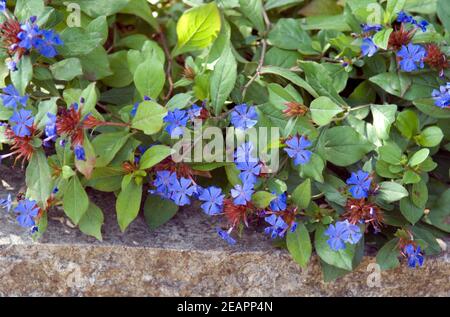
[1,0,450,280]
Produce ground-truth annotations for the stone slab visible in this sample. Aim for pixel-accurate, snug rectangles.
[1,166,449,296]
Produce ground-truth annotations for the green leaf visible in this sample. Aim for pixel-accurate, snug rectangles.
[372,28,393,50]
[408,149,430,166]
[292,178,311,209]
[371,104,397,141]
[11,56,33,95]
[63,175,89,225]
[79,202,104,241]
[437,0,450,33]
[239,0,265,33]
[140,145,174,170]
[411,179,428,208]
[92,131,131,167]
[379,143,402,165]
[116,177,143,232]
[25,149,53,206]
[376,238,400,270]
[131,101,167,135]
[15,0,45,21]
[252,191,276,209]
[428,189,450,233]
[298,153,325,183]
[102,51,134,88]
[35,97,58,129]
[299,61,347,106]
[58,27,103,57]
[80,82,99,116]
[287,223,312,268]
[377,181,409,203]
[121,0,159,30]
[79,47,113,80]
[315,225,355,271]
[172,2,221,56]
[134,56,166,99]
[395,109,419,139]
[384,0,406,23]
[50,58,83,81]
[400,196,423,224]
[69,0,129,17]
[86,167,124,192]
[210,44,237,115]
[310,97,343,126]
[415,126,444,147]
[319,126,373,166]
[268,18,315,54]
[260,66,319,99]
[144,194,179,230]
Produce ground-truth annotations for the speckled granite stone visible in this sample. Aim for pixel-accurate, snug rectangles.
[0,166,449,296]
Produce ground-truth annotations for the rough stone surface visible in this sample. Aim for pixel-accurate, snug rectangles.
[1,165,449,296]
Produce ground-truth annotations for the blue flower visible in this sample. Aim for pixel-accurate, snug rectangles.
[345,221,363,244]
[0,0,6,12]
[217,228,236,245]
[198,186,225,215]
[152,170,177,198]
[230,104,258,131]
[230,182,254,206]
[397,11,414,24]
[170,177,196,206]
[0,84,28,108]
[361,24,382,33]
[163,109,188,137]
[284,135,312,166]
[187,104,202,121]
[10,109,34,137]
[325,220,362,251]
[361,38,378,57]
[6,59,17,72]
[17,17,41,50]
[324,221,351,251]
[33,29,63,58]
[397,43,426,72]
[264,214,288,239]
[74,145,86,161]
[404,244,424,268]
[432,83,450,108]
[235,141,257,163]
[236,161,261,185]
[45,113,57,140]
[346,170,371,199]
[269,192,287,211]
[14,199,39,228]
[0,194,13,213]
[416,20,429,32]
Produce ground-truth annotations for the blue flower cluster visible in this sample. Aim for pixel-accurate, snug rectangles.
[324,220,362,251]
[283,135,312,166]
[9,109,34,137]
[346,170,371,199]
[14,199,39,228]
[360,24,382,58]
[230,104,258,131]
[15,16,63,59]
[397,11,429,32]
[397,43,426,72]
[151,171,197,206]
[0,84,28,109]
[163,104,202,137]
[404,244,424,268]
[432,83,450,108]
